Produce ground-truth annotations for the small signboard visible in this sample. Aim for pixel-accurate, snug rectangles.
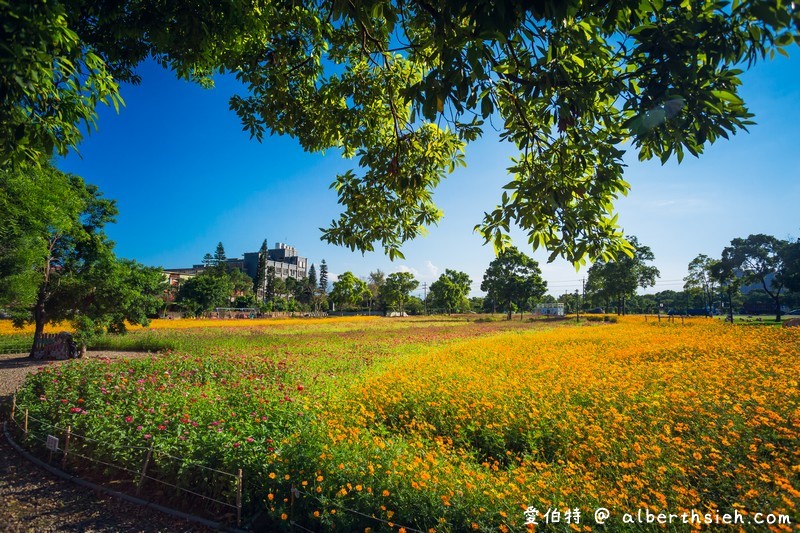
[46,435,59,452]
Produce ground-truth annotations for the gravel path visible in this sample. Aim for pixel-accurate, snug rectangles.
[0,352,212,532]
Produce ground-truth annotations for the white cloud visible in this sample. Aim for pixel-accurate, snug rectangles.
[393,265,420,278]
[424,260,440,279]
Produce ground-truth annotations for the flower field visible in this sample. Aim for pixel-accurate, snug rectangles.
[9,317,800,531]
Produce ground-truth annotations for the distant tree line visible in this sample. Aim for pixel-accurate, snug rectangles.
[174,243,330,317]
[579,233,800,321]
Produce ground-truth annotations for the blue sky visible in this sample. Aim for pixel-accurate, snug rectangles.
[57,51,800,298]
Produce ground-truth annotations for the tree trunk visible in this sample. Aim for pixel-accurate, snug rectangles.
[727,289,734,323]
[29,288,47,358]
[759,278,783,322]
[507,307,512,321]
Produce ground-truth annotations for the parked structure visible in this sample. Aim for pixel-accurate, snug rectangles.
[535,303,565,316]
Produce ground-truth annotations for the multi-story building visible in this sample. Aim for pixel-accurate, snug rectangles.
[165,242,308,286]
[244,242,308,283]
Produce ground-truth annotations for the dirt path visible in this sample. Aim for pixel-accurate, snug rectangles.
[0,352,211,532]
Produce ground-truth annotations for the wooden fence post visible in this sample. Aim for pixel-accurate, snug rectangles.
[236,468,243,528]
[62,426,71,469]
[10,394,15,421]
[290,483,296,531]
[137,441,154,495]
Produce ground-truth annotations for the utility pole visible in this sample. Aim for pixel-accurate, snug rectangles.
[422,282,428,315]
[579,278,585,322]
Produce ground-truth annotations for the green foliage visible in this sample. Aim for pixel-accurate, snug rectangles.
[330,271,369,312]
[722,234,791,320]
[782,240,800,293]
[585,236,660,315]
[254,239,268,298]
[366,269,386,313]
[213,242,227,267]
[405,295,424,315]
[1,164,165,350]
[429,269,472,314]
[228,268,254,297]
[318,260,328,294]
[0,1,122,167]
[380,272,419,315]
[684,254,719,316]
[0,164,79,308]
[265,266,276,303]
[5,0,799,262]
[480,247,547,320]
[177,270,234,316]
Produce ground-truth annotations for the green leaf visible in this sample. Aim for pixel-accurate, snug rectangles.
[480,95,493,118]
[711,90,744,105]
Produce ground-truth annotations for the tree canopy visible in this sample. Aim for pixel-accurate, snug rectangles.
[480,246,546,319]
[429,269,472,314]
[381,272,419,315]
[1,163,165,353]
[4,0,798,263]
[722,234,792,320]
[330,271,369,313]
[585,235,659,315]
[684,254,719,317]
[177,270,235,316]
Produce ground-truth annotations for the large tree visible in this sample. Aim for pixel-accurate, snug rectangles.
[722,234,790,321]
[213,242,227,269]
[585,236,660,315]
[177,270,235,316]
[330,272,369,314]
[429,269,472,314]
[254,239,268,299]
[480,247,546,320]
[684,254,719,317]
[4,1,798,263]
[1,164,165,354]
[62,257,166,351]
[318,260,329,293]
[381,272,419,315]
[782,239,800,294]
[709,257,742,323]
[265,266,277,304]
[367,269,386,315]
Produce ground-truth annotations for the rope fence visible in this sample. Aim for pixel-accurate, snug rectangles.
[7,395,243,527]
[9,394,455,532]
